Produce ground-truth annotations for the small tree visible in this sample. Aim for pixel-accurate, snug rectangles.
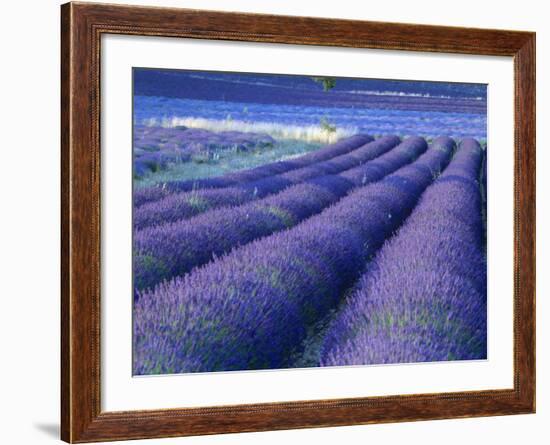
[320,117,337,134]
[312,77,336,92]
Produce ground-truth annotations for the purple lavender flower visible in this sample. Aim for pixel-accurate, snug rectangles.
[320,138,486,366]
[133,137,455,374]
[133,137,427,292]
[133,136,400,229]
[133,134,373,206]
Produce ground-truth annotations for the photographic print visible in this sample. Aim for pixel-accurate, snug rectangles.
[61,5,535,440]
[132,68,488,376]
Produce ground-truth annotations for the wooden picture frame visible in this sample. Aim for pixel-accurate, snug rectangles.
[61,2,536,442]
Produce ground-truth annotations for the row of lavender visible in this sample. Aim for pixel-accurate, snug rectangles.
[133,135,403,229]
[321,139,486,366]
[133,137,457,374]
[133,134,373,206]
[134,136,427,292]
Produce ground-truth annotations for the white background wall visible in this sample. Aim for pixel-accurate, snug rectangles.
[0,0,545,444]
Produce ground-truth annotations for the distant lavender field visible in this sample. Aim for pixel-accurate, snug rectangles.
[132,69,487,375]
[133,125,276,178]
[134,94,487,141]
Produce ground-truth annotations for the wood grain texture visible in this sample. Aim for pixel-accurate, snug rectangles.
[60,2,536,442]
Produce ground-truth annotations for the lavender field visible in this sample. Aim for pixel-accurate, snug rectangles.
[132,69,487,375]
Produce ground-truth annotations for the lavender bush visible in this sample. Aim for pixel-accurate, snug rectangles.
[133,137,455,374]
[133,133,373,207]
[320,138,486,366]
[133,136,400,229]
[133,136,427,292]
